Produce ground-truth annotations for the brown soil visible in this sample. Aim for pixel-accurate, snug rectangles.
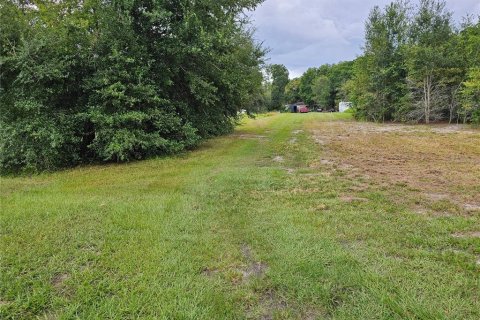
[233,134,268,139]
[273,156,285,163]
[340,196,369,203]
[240,244,268,281]
[452,231,480,239]
[52,273,69,289]
[0,300,10,306]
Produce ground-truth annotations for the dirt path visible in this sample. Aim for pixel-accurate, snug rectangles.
[2,113,479,320]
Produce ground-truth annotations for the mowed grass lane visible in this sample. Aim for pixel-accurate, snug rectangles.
[1,113,479,319]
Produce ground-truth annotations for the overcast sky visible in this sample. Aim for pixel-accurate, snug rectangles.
[250,0,480,78]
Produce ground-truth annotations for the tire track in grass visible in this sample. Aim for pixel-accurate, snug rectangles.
[2,113,478,319]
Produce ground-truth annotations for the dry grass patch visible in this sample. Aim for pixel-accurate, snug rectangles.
[307,120,480,213]
[452,231,480,239]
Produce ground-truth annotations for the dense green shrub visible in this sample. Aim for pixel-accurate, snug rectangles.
[460,68,480,124]
[0,104,82,172]
[88,108,200,161]
[0,0,265,173]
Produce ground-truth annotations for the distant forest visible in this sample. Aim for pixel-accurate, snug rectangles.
[265,0,479,124]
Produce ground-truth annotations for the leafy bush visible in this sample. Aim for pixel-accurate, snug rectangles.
[88,109,199,162]
[0,0,264,174]
[0,102,82,173]
[472,108,480,125]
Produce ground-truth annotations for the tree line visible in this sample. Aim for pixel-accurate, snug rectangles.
[266,0,479,124]
[0,0,265,173]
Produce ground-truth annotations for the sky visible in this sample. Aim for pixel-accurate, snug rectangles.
[249,0,480,78]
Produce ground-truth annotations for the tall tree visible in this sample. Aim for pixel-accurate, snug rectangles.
[460,68,480,124]
[349,0,411,121]
[298,67,319,106]
[458,18,480,123]
[328,61,355,108]
[312,75,332,109]
[284,78,302,103]
[268,64,289,110]
[406,0,453,123]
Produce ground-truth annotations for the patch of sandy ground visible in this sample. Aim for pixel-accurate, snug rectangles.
[307,120,480,213]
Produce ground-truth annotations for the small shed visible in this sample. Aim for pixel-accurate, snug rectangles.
[289,102,309,113]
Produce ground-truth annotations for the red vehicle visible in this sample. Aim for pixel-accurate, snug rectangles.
[298,105,309,113]
[289,102,310,113]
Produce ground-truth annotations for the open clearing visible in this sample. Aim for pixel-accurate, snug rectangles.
[1,113,479,319]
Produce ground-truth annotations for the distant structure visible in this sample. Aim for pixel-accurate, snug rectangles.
[288,102,309,113]
[339,102,352,113]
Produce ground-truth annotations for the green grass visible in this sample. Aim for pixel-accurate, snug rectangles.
[1,113,479,319]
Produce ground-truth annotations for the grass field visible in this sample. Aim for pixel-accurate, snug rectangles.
[1,113,479,319]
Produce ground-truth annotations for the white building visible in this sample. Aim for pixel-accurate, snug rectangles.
[339,102,352,113]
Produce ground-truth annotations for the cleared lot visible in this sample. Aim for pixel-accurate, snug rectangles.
[308,120,480,213]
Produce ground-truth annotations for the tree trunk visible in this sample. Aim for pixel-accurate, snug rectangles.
[423,76,430,124]
[449,85,461,124]
[424,75,432,124]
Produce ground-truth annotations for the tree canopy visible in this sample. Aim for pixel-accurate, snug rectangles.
[283,0,479,124]
[0,0,266,173]
[268,64,289,110]
[346,0,480,123]
[284,61,354,111]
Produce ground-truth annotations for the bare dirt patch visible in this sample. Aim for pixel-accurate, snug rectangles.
[0,300,10,307]
[340,196,369,203]
[242,262,268,280]
[240,244,268,282]
[424,193,449,201]
[233,134,268,140]
[273,156,285,163]
[464,204,480,212]
[246,289,287,320]
[310,203,328,211]
[201,267,220,277]
[285,168,295,175]
[52,273,69,289]
[51,273,73,297]
[202,245,268,285]
[307,120,480,212]
[258,290,287,320]
[320,159,335,166]
[452,231,480,239]
[314,137,327,145]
